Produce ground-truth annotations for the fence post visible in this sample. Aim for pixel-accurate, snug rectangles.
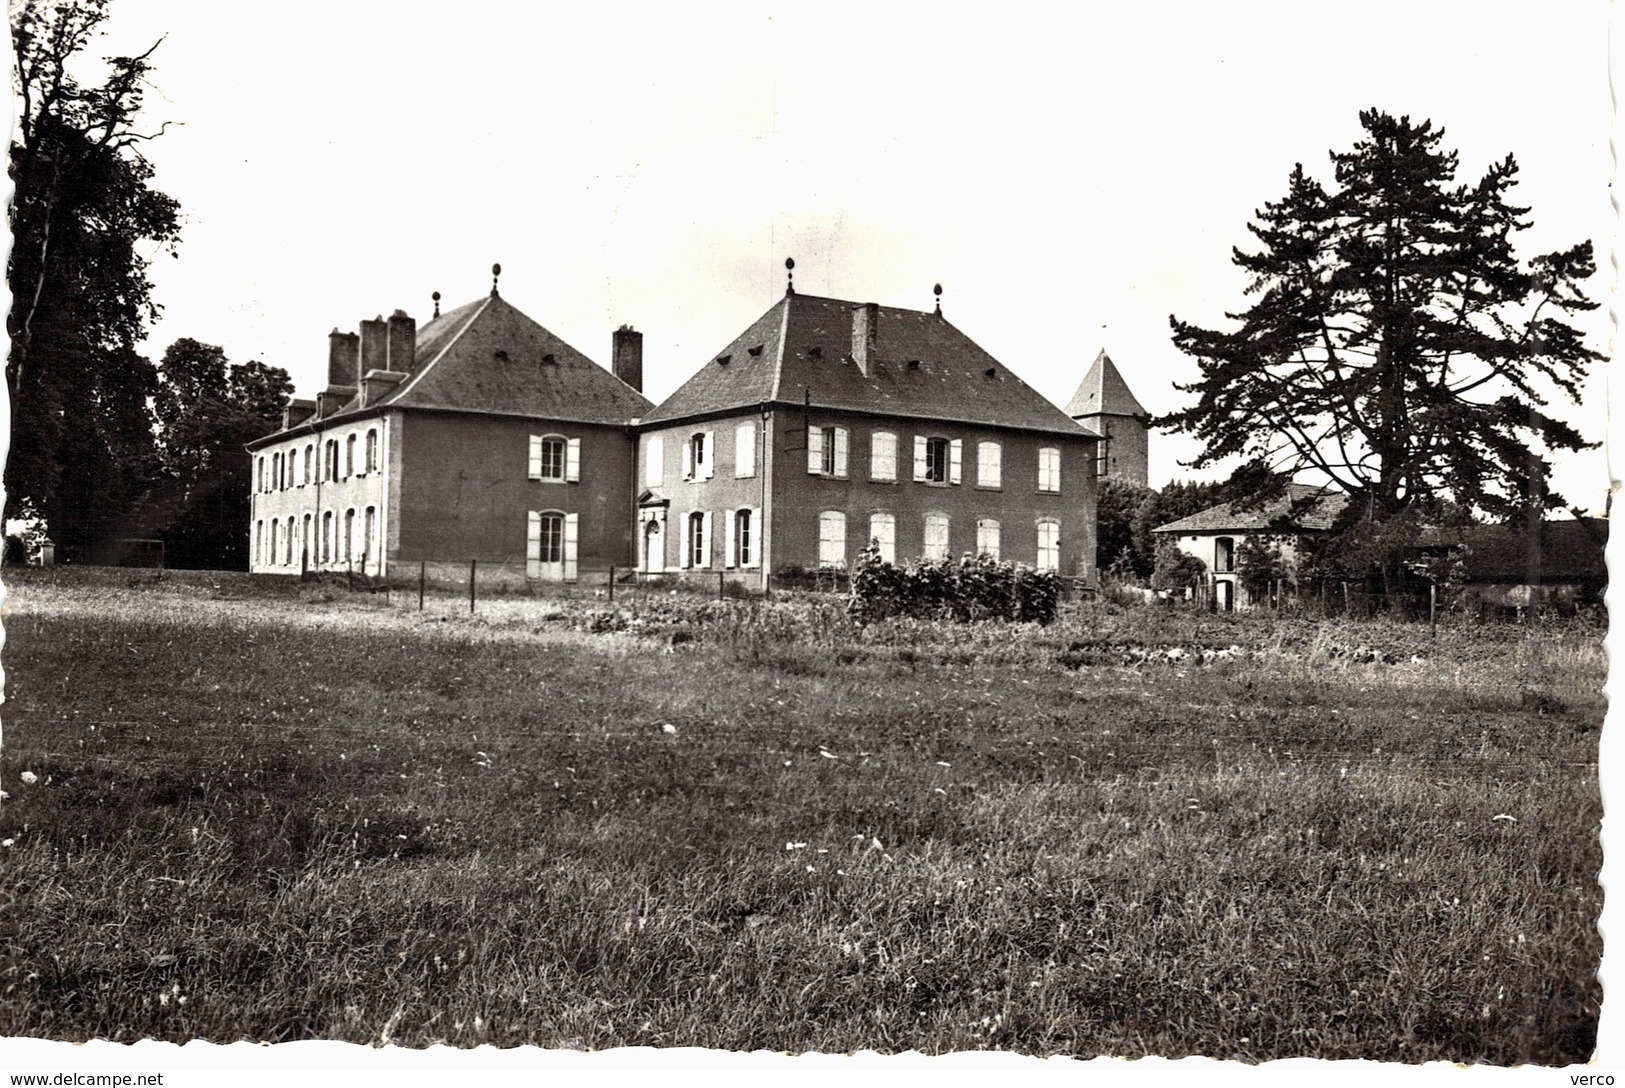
[609,565,615,603]
[419,561,426,611]
[469,559,477,614]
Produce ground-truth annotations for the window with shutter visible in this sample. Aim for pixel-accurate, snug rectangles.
[818,511,847,568]
[871,432,897,481]
[923,512,950,560]
[1037,519,1060,571]
[735,423,756,478]
[922,437,950,483]
[1038,447,1061,493]
[808,427,825,475]
[913,436,928,481]
[976,518,1000,560]
[869,513,896,565]
[566,438,581,482]
[949,439,963,485]
[977,442,1001,488]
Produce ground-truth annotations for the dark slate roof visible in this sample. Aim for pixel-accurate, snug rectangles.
[1153,482,1348,534]
[1459,518,1609,582]
[641,292,1096,438]
[255,294,650,445]
[1065,349,1147,419]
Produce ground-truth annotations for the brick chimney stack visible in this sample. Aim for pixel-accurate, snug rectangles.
[612,324,643,392]
[851,302,879,376]
[327,330,360,388]
[386,309,417,373]
[359,316,389,379]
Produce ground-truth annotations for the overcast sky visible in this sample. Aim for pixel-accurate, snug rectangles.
[75,1,1614,509]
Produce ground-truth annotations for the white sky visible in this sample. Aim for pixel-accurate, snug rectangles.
[68,0,1616,510]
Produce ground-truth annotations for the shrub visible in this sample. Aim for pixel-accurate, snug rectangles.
[848,542,1061,625]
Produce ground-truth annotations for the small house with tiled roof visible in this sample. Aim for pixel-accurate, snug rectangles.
[635,276,1101,586]
[1066,349,1148,486]
[1152,482,1347,610]
[247,273,650,582]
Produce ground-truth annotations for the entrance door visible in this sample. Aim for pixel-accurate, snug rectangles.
[1217,580,1234,613]
[644,519,663,572]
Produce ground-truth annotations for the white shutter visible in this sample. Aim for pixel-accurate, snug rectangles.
[528,435,542,479]
[949,439,963,485]
[913,436,928,481]
[526,511,541,579]
[833,428,848,477]
[747,506,761,568]
[566,437,581,482]
[725,508,737,568]
[808,426,825,474]
[736,423,755,478]
[703,431,715,479]
[680,513,691,568]
[647,437,664,487]
[564,513,579,582]
[700,510,713,568]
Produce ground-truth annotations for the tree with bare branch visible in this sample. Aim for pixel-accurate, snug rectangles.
[8,0,182,551]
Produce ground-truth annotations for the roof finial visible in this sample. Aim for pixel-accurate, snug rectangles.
[432,290,441,318]
[491,263,502,297]
[785,257,795,296]
[933,282,943,316]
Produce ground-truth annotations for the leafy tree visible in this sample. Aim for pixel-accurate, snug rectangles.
[1235,535,1289,604]
[145,340,292,569]
[1150,540,1207,594]
[1096,477,1154,579]
[1165,110,1601,531]
[8,0,181,549]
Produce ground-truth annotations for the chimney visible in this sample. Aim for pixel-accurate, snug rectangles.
[386,309,417,373]
[851,302,879,376]
[359,316,388,380]
[282,398,317,430]
[327,330,360,388]
[612,324,644,392]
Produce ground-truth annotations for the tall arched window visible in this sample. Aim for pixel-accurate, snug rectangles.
[344,509,355,563]
[923,512,950,560]
[975,518,1001,560]
[1036,519,1060,572]
[345,434,356,478]
[363,507,376,565]
[304,445,313,485]
[322,511,333,562]
[688,511,708,568]
[734,508,753,567]
[365,429,379,474]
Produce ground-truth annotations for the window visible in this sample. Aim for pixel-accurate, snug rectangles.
[256,457,265,493]
[1038,447,1061,493]
[914,436,961,484]
[321,511,333,562]
[270,519,279,564]
[735,423,756,478]
[345,434,356,478]
[730,508,754,567]
[286,517,296,564]
[327,439,340,482]
[870,432,897,481]
[526,510,580,581]
[682,510,712,569]
[344,509,355,563]
[254,520,263,565]
[1037,519,1060,572]
[808,426,848,477]
[363,507,376,565]
[273,452,282,491]
[976,441,1002,489]
[529,435,578,482]
[1215,537,1235,574]
[684,432,714,481]
[302,445,312,486]
[976,518,1001,560]
[645,436,665,487]
[869,513,896,565]
[302,514,312,564]
[818,511,847,568]
[284,453,294,490]
[923,512,950,560]
[366,429,379,474]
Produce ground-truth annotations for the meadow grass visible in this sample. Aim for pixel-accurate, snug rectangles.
[0,568,1602,1061]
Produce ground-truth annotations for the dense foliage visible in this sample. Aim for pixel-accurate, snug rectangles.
[848,541,1061,625]
[8,0,182,551]
[1165,110,1601,531]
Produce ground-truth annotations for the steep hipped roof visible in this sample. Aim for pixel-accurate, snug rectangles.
[641,292,1096,438]
[1153,482,1348,535]
[256,293,650,445]
[1065,349,1147,419]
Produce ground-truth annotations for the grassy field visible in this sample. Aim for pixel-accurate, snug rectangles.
[0,567,1603,1061]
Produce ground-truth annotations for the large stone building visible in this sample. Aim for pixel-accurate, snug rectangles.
[249,268,1113,589]
[635,283,1101,587]
[246,278,650,582]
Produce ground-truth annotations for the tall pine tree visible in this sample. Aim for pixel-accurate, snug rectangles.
[1165,110,1600,532]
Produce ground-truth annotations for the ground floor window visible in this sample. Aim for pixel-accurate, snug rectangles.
[734,508,753,567]
[869,513,895,565]
[923,512,949,561]
[976,518,1000,560]
[528,510,579,581]
[818,511,847,568]
[1037,519,1060,572]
